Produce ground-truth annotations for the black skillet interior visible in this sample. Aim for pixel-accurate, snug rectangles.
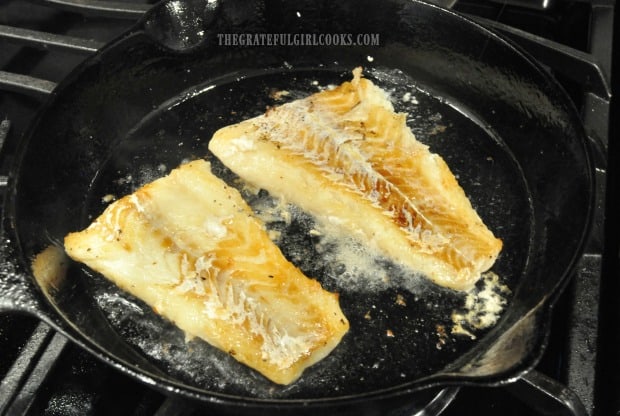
[5,0,593,408]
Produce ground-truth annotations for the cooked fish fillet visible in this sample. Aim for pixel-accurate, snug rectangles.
[64,160,349,385]
[209,68,502,291]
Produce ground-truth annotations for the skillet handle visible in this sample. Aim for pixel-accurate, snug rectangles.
[506,370,589,416]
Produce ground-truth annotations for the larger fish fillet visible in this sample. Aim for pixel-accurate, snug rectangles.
[64,160,349,385]
[209,68,502,291]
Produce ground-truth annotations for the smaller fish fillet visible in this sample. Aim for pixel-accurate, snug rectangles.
[64,160,349,385]
[209,68,502,290]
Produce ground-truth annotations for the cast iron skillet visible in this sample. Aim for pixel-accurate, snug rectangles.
[0,0,594,414]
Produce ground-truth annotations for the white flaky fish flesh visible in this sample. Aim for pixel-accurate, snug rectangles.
[64,160,349,385]
[209,68,502,291]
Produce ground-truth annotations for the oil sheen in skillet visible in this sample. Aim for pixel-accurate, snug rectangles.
[78,67,531,399]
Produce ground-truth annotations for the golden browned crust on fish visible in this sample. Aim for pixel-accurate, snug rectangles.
[209,68,502,291]
[64,160,349,385]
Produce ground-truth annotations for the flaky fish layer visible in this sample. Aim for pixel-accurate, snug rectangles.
[209,68,502,291]
[64,160,349,385]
